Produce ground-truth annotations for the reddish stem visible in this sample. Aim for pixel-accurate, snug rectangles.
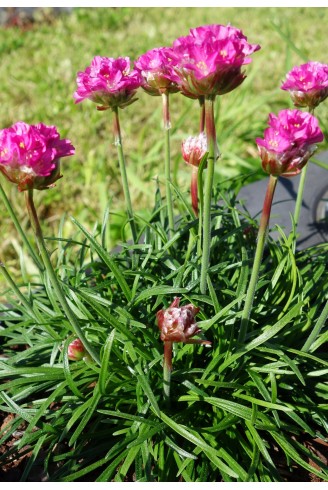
[164,340,173,372]
[238,174,278,342]
[191,166,199,217]
[163,340,173,406]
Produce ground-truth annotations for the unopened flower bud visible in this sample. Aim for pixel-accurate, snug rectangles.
[182,133,207,168]
[68,338,86,361]
[156,297,211,345]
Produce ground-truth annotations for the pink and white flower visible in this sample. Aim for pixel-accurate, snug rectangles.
[134,47,180,95]
[281,61,328,109]
[169,24,260,98]
[74,56,142,110]
[156,297,211,345]
[0,121,75,191]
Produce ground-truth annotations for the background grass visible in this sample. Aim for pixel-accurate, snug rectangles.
[0,6,327,277]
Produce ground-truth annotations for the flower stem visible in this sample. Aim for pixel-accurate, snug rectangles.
[112,107,137,244]
[25,189,100,364]
[200,96,217,295]
[162,92,174,238]
[292,107,314,250]
[238,175,278,343]
[199,96,205,133]
[191,167,199,217]
[197,157,205,258]
[163,340,172,407]
[0,182,43,271]
[292,161,308,245]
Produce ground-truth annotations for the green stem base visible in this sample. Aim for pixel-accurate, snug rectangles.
[26,189,100,364]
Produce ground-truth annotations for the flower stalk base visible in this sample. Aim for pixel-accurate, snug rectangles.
[162,92,175,238]
[163,340,173,407]
[25,189,100,365]
[238,175,278,342]
[113,107,137,244]
[0,182,43,271]
[200,96,218,294]
[191,167,199,216]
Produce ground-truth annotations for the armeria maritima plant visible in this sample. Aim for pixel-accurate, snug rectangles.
[1,17,328,483]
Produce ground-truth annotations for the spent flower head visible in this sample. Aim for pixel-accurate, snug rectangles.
[281,61,328,109]
[74,56,142,110]
[156,297,211,345]
[170,24,260,98]
[0,121,75,191]
[182,132,207,168]
[134,47,180,95]
[256,109,324,177]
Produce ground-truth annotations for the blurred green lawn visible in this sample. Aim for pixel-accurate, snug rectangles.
[0,7,327,269]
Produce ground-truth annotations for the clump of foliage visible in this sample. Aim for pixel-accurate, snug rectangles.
[0,17,327,483]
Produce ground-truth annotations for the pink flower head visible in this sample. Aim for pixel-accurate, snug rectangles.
[68,338,86,361]
[281,61,328,109]
[74,56,142,110]
[182,132,207,168]
[170,24,260,98]
[0,121,75,191]
[134,47,180,96]
[156,297,211,345]
[190,24,260,63]
[256,109,324,177]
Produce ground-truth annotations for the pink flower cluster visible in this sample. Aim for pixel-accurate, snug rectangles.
[169,24,261,98]
[0,121,75,191]
[256,109,324,177]
[74,56,142,110]
[156,297,210,345]
[74,24,260,108]
[281,61,328,109]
